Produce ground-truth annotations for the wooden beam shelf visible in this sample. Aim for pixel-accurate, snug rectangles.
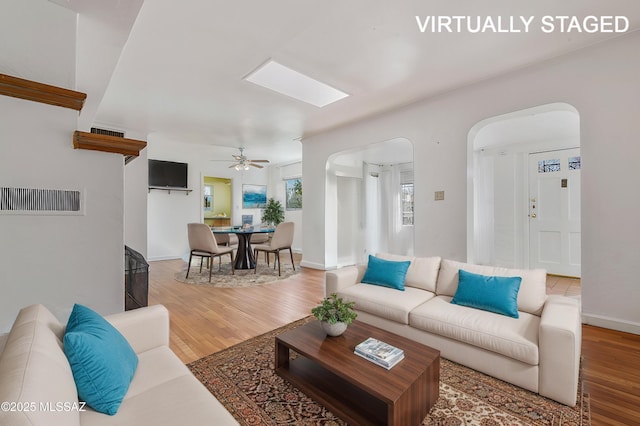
[0,73,87,111]
[73,131,147,159]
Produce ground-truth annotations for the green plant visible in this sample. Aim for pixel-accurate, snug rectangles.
[261,198,285,226]
[311,293,357,325]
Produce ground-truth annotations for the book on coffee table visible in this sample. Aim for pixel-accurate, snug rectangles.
[354,337,405,369]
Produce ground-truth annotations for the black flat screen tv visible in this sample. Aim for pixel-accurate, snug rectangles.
[148,159,188,188]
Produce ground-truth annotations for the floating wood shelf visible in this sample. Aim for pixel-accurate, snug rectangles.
[73,131,147,159]
[0,73,87,111]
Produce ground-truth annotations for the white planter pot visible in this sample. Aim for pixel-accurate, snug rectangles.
[321,321,348,337]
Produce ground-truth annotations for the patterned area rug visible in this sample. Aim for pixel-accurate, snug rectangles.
[174,262,298,287]
[189,317,590,425]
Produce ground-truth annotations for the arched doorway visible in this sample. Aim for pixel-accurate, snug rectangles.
[467,103,581,277]
[326,138,414,267]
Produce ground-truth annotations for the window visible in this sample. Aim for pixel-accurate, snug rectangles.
[285,178,302,210]
[568,156,581,170]
[203,185,212,211]
[401,183,414,225]
[400,170,414,226]
[538,159,561,173]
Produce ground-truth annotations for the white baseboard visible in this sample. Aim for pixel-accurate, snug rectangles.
[147,255,183,262]
[300,260,336,270]
[582,313,640,336]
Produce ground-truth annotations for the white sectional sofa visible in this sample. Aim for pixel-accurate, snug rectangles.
[0,304,238,426]
[326,253,582,406]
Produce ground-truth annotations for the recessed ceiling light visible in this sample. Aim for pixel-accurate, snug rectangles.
[244,60,349,108]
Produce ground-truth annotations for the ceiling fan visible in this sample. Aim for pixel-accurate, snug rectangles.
[212,147,270,170]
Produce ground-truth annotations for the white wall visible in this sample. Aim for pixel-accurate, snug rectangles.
[268,161,303,253]
[1,0,75,88]
[302,31,640,334]
[147,139,271,260]
[0,1,124,331]
[124,147,148,257]
[336,176,363,266]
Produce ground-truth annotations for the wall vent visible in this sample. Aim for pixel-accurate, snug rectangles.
[91,127,125,138]
[0,187,84,215]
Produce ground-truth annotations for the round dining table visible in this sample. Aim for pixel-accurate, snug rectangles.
[211,225,275,270]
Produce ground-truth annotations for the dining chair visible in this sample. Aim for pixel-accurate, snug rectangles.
[250,232,269,243]
[253,222,295,276]
[214,232,238,247]
[250,232,270,265]
[186,223,235,281]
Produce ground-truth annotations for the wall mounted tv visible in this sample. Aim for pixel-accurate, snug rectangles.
[148,159,188,189]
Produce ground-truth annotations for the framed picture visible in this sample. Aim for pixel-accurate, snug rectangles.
[242,214,253,226]
[285,178,302,210]
[242,184,267,208]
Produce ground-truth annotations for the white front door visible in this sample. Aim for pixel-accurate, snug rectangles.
[528,148,581,277]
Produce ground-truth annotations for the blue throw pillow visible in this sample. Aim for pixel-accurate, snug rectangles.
[63,304,138,415]
[361,255,411,291]
[451,269,522,318]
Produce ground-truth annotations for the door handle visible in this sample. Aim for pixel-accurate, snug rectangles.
[530,213,537,218]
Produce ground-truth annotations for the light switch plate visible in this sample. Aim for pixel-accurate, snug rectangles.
[435,190,445,201]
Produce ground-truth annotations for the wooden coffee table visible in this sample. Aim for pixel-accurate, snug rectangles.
[275,320,440,425]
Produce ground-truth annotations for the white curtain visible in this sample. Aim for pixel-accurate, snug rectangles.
[474,151,495,265]
[378,168,393,253]
[376,164,413,257]
[364,163,381,259]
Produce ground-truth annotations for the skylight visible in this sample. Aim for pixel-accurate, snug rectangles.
[244,60,349,108]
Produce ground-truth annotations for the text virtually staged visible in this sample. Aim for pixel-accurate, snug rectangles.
[415,15,630,34]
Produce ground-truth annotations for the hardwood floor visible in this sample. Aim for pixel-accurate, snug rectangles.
[148,254,324,363]
[148,258,640,425]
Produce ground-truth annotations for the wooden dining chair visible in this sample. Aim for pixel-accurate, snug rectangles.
[186,223,235,281]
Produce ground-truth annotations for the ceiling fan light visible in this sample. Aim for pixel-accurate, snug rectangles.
[244,164,250,170]
[234,164,241,171]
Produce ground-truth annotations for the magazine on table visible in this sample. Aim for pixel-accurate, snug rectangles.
[354,349,405,369]
[354,337,404,369]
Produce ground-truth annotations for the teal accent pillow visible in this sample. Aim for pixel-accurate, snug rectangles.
[63,304,138,415]
[451,270,522,318]
[361,255,411,291]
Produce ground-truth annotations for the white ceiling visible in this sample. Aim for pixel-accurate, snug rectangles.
[59,0,640,164]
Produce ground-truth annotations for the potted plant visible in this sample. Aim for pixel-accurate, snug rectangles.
[261,198,285,226]
[311,293,357,336]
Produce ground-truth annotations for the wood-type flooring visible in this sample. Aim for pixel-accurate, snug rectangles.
[148,256,640,425]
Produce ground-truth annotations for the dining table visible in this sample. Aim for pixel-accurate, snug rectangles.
[211,225,275,270]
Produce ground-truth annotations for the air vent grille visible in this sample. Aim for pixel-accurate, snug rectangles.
[0,187,83,215]
[91,127,125,138]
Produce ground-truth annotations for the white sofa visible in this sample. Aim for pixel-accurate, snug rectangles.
[326,253,582,406]
[0,304,238,425]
